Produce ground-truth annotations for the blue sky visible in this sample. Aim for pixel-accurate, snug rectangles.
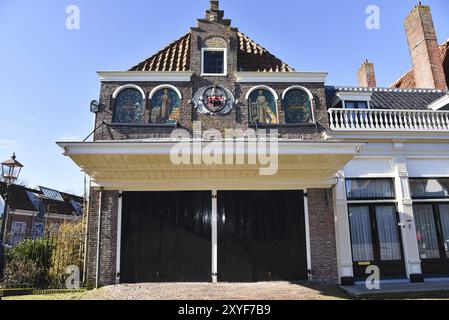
[0,0,448,195]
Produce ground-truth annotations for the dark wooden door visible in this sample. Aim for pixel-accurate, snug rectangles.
[217,191,308,282]
[120,191,212,283]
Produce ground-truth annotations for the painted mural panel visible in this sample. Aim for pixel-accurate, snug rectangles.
[283,89,313,124]
[151,88,180,124]
[248,90,278,125]
[114,88,144,123]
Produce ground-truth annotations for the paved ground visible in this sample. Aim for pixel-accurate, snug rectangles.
[3,282,349,300]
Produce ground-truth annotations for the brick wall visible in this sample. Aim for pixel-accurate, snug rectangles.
[307,188,338,283]
[86,189,119,287]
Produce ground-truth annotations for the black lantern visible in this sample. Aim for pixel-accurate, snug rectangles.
[1,153,23,184]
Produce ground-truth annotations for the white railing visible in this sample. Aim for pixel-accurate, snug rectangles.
[328,108,449,132]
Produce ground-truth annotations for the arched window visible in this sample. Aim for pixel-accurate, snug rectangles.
[150,86,182,124]
[282,87,314,124]
[113,87,145,123]
[247,87,278,125]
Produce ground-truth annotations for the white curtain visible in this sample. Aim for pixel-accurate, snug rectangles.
[414,204,440,259]
[375,206,401,261]
[346,179,395,199]
[438,204,449,258]
[349,206,374,261]
[410,179,449,198]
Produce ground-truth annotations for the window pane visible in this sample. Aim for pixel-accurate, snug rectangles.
[345,101,355,109]
[150,88,180,124]
[248,89,278,125]
[349,206,374,262]
[114,88,144,123]
[203,51,224,74]
[438,204,449,259]
[410,179,449,199]
[414,204,440,259]
[283,89,313,124]
[375,206,402,261]
[346,179,395,200]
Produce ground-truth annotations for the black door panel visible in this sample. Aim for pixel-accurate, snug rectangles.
[120,191,212,283]
[217,191,308,282]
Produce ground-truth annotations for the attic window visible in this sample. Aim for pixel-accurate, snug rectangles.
[202,48,226,76]
[345,101,369,109]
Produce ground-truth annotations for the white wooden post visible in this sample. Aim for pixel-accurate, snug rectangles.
[394,154,423,282]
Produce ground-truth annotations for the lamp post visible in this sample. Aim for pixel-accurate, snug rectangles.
[0,153,23,279]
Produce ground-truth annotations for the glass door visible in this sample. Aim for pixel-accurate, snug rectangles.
[349,204,405,278]
[414,203,449,275]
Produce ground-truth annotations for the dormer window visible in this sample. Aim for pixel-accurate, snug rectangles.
[345,101,369,109]
[202,48,227,76]
[331,91,372,109]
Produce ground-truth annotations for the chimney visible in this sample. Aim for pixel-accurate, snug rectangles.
[404,2,446,90]
[357,59,377,88]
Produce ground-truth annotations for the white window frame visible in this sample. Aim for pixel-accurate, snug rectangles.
[201,48,227,77]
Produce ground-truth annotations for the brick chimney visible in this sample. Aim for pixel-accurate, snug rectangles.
[357,59,377,88]
[404,2,446,90]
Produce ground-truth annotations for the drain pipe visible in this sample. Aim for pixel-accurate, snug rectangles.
[95,187,104,289]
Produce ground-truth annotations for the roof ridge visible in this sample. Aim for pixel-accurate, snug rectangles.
[327,85,444,94]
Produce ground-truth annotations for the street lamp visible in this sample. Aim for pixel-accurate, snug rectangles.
[0,153,23,279]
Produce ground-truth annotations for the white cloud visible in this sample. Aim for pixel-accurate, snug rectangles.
[0,139,16,149]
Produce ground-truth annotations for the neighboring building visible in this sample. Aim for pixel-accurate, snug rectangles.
[0,183,84,245]
[58,1,449,287]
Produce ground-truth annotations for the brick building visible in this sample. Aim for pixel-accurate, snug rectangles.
[59,1,449,287]
[0,183,83,245]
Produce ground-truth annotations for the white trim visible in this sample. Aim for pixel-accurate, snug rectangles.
[235,72,328,83]
[428,94,449,111]
[116,191,123,284]
[245,85,279,101]
[303,189,312,278]
[112,84,146,100]
[98,71,193,82]
[282,85,314,101]
[211,190,218,284]
[282,85,316,123]
[57,141,364,156]
[201,48,228,77]
[149,84,183,100]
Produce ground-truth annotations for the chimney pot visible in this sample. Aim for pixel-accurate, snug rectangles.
[358,60,377,88]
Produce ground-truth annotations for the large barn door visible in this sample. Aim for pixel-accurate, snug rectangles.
[217,191,308,282]
[120,191,212,283]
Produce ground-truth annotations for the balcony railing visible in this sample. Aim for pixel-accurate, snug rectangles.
[328,108,449,132]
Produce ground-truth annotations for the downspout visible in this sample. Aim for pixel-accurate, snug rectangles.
[95,187,104,289]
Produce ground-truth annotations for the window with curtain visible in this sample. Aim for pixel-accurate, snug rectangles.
[150,88,180,124]
[349,206,374,261]
[438,204,449,258]
[375,206,402,261]
[414,204,440,260]
[248,89,278,125]
[346,179,396,200]
[113,88,144,123]
[410,178,449,199]
[283,89,313,124]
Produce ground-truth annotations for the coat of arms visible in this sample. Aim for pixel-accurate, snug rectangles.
[193,85,234,115]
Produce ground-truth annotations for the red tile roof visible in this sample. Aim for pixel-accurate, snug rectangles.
[130,32,295,72]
